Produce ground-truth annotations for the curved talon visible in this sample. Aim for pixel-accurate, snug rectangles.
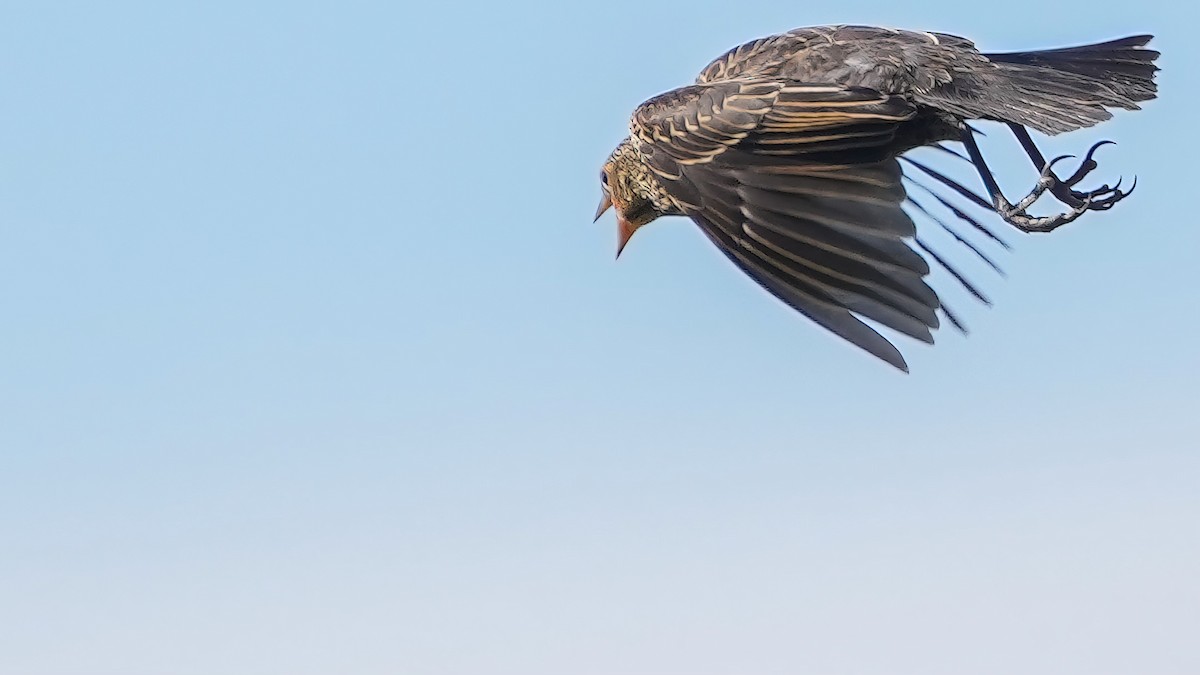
[1063,140,1116,187]
[1077,177,1119,201]
[1085,176,1137,211]
[1052,141,1134,211]
[1048,154,1076,170]
[1022,149,1116,210]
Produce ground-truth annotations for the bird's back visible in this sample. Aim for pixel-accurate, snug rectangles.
[692,25,1158,135]
[696,25,990,95]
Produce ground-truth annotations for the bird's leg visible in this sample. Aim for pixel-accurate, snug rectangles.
[960,127,1091,233]
[1006,123,1136,211]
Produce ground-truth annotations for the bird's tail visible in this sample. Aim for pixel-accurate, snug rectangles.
[981,35,1160,135]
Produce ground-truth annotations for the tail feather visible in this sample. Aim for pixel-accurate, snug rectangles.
[986,35,1159,92]
[978,34,1161,135]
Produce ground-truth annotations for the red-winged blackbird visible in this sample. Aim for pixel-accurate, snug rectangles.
[594,25,1159,371]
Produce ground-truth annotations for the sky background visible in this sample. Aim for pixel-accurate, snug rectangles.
[1,1,1197,674]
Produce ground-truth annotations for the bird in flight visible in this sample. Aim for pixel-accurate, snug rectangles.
[594,25,1159,371]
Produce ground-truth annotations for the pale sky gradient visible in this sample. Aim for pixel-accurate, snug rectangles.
[1,2,1197,674]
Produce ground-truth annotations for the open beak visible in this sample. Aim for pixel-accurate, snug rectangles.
[594,193,613,222]
[593,192,633,259]
[616,216,634,259]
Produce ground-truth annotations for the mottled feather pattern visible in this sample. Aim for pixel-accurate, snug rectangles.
[627,84,946,369]
[599,25,1159,370]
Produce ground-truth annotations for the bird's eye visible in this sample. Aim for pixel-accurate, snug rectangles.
[601,171,609,186]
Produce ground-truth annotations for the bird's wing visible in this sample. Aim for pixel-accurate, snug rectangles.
[631,79,943,372]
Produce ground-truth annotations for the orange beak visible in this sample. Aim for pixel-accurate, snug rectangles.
[616,216,635,259]
[594,192,635,259]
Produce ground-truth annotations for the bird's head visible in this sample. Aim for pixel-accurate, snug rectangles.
[594,138,673,257]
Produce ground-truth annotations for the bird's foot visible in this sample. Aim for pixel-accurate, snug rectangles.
[997,142,1136,232]
[1004,155,1070,213]
[1044,141,1136,211]
[993,184,1093,233]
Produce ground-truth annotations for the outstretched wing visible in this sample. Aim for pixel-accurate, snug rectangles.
[630,80,947,371]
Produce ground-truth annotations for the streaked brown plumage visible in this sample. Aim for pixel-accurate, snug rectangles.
[595,25,1160,371]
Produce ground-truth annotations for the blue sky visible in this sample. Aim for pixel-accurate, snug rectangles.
[1,1,1196,674]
